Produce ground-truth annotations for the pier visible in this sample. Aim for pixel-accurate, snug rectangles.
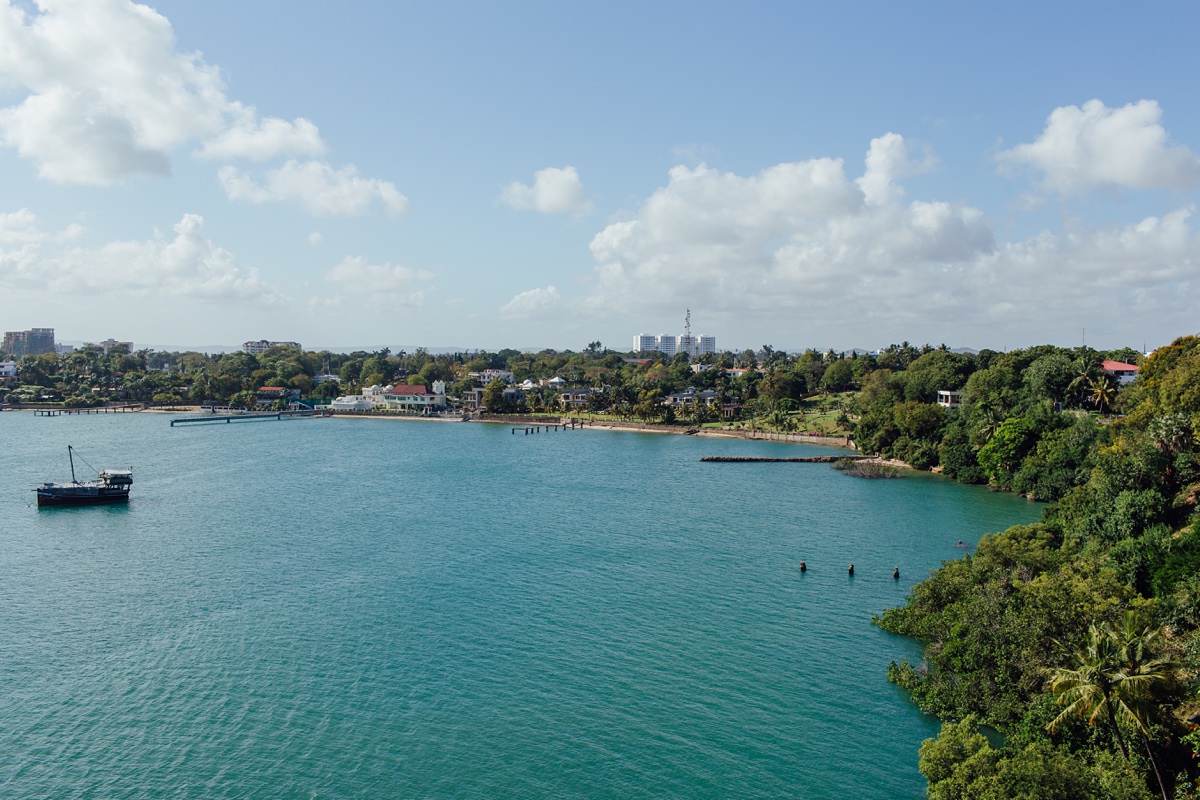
[64,405,142,414]
[700,455,871,463]
[512,420,584,435]
[170,409,330,427]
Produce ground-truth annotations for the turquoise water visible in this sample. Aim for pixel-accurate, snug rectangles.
[0,413,1039,798]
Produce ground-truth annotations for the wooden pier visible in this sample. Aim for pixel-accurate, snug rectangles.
[512,420,584,435]
[170,409,330,427]
[64,405,142,414]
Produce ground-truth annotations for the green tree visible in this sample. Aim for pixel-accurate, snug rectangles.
[821,359,854,392]
[481,378,507,412]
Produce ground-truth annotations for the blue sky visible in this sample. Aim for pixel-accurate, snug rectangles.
[2,1,1199,353]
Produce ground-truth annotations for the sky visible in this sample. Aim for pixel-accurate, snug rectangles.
[2,1,1199,354]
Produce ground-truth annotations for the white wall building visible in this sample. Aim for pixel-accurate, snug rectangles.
[633,312,717,357]
[632,334,657,352]
[0,360,17,378]
[330,395,373,411]
[243,339,302,355]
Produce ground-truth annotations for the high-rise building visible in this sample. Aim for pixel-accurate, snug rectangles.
[2,327,55,357]
[630,313,717,357]
[632,334,657,352]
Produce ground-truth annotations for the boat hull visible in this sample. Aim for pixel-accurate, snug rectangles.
[36,487,130,507]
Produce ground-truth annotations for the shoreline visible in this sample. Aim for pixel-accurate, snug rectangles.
[37,404,866,452]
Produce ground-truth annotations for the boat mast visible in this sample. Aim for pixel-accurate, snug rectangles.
[68,445,77,484]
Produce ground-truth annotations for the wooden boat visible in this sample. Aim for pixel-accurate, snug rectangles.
[35,446,132,507]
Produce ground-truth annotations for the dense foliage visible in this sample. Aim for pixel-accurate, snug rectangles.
[878,336,1200,799]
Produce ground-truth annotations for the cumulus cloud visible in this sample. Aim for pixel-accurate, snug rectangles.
[0,208,47,244]
[500,285,564,318]
[0,0,401,201]
[998,99,1200,195]
[572,131,1200,344]
[196,107,326,161]
[0,212,282,303]
[584,137,991,315]
[325,256,431,309]
[500,166,594,215]
[219,161,408,217]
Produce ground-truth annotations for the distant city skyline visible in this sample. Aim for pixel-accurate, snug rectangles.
[2,2,1199,353]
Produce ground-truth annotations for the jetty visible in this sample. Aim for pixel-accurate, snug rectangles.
[170,409,330,427]
[512,420,584,434]
[700,455,871,463]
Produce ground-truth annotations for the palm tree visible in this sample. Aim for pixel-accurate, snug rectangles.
[1087,375,1118,413]
[1047,612,1176,799]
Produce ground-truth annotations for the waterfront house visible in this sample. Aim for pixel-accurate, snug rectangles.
[381,381,447,413]
[558,388,591,409]
[1101,360,1140,385]
[936,390,962,409]
[330,394,373,411]
[0,360,16,379]
[664,388,719,409]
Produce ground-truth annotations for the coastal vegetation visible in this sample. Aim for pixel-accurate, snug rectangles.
[876,336,1200,799]
[5,335,1200,797]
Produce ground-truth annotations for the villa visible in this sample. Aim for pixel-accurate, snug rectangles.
[329,394,373,411]
[380,381,447,413]
[1101,360,1140,385]
[936,390,962,409]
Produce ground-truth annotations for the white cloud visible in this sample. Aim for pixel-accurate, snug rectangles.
[500,285,563,319]
[0,212,282,304]
[197,107,326,161]
[0,208,46,244]
[997,99,1200,195]
[500,166,594,215]
[0,0,332,184]
[308,231,323,247]
[220,160,409,217]
[325,256,431,309]
[857,132,935,206]
[573,134,1200,344]
[493,126,1193,347]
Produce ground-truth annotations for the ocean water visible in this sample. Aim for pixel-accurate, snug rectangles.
[0,413,1039,799]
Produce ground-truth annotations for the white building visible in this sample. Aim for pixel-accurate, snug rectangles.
[243,339,302,355]
[470,369,515,385]
[936,390,962,409]
[330,395,373,411]
[380,382,446,412]
[0,360,17,378]
[630,328,717,357]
